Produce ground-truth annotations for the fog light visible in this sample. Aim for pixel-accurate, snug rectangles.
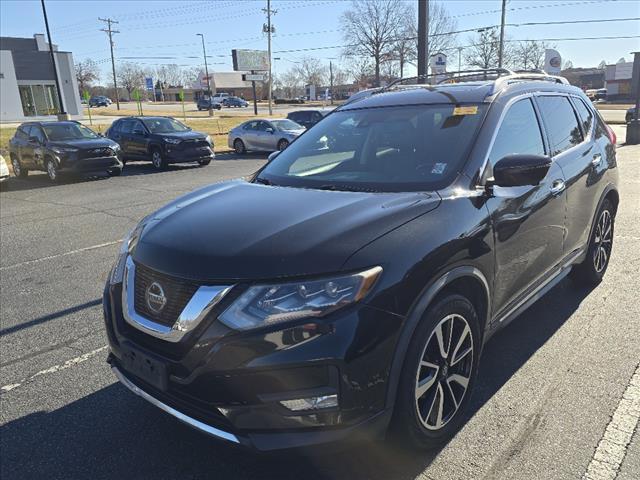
[280,394,338,411]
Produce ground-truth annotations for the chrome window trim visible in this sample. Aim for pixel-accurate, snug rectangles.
[121,256,232,343]
[112,366,240,444]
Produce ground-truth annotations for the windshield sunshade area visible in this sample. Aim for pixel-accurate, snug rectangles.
[257,104,487,192]
[43,123,99,141]
[142,118,190,133]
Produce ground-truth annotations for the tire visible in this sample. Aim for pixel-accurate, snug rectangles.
[150,147,167,170]
[108,167,122,176]
[11,156,28,178]
[277,139,289,151]
[234,139,246,155]
[45,158,59,182]
[198,159,211,166]
[390,294,480,449]
[570,199,615,285]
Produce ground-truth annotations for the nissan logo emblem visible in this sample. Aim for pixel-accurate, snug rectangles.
[145,282,167,313]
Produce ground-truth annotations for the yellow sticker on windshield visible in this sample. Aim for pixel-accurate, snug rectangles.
[453,106,478,116]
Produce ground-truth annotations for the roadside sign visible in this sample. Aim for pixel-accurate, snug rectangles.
[232,49,269,71]
[243,74,265,82]
[145,77,154,91]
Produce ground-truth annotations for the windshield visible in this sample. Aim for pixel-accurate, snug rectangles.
[142,118,190,133]
[43,123,99,141]
[257,104,486,192]
[271,119,303,131]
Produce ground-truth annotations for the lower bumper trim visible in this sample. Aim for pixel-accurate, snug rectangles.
[111,365,240,444]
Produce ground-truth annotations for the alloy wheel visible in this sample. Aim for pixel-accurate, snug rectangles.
[234,139,245,154]
[11,158,21,176]
[415,313,474,431]
[46,160,57,181]
[593,209,613,273]
[152,151,162,169]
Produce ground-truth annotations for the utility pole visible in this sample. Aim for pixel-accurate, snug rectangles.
[417,0,429,83]
[498,0,507,69]
[329,60,334,105]
[99,17,120,110]
[41,0,67,119]
[457,46,463,73]
[263,0,276,116]
[196,33,213,116]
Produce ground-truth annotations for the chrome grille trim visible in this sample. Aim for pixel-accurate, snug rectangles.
[122,256,232,342]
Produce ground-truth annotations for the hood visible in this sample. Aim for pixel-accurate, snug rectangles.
[132,180,440,282]
[158,130,207,140]
[48,138,117,149]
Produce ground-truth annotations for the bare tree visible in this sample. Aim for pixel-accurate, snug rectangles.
[465,28,504,70]
[597,60,607,69]
[340,0,410,87]
[117,62,145,101]
[75,59,100,95]
[511,40,551,71]
[293,57,327,87]
[392,24,416,78]
[346,56,375,89]
[408,1,458,67]
[157,64,184,87]
[181,66,202,89]
[563,60,574,70]
[278,68,303,98]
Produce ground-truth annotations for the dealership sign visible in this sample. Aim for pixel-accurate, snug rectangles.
[544,49,562,75]
[232,49,269,72]
[430,52,447,83]
[243,74,265,82]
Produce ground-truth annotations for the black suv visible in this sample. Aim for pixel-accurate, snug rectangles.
[106,116,214,169]
[9,121,122,181]
[89,96,111,107]
[104,71,618,452]
[287,109,330,129]
[196,98,222,111]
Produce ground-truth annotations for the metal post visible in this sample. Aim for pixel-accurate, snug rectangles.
[41,0,67,119]
[330,60,334,105]
[417,0,429,83]
[251,70,258,115]
[197,33,213,117]
[266,0,273,116]
[626,51,640,144]
[498,0,507,69]
[99,17,120,110]
[457,47,463,73]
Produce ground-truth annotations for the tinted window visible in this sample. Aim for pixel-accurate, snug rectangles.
[243,121,259,130]
[119,120,134,134]
[572,98,594,137]
[537,96,583,156]
[43,123,98,140]
[15,126,29,140]
[258,104,487,192]
[142,118,189,133]
[489,99,545,165]
[30,126,46,143]
[257,121,271,132]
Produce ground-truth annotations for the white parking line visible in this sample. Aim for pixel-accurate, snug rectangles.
[0,241,120,271]
[583,363,640,480]
[0,346,108,394]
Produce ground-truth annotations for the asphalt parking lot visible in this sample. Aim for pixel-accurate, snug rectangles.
[1,134,638,480]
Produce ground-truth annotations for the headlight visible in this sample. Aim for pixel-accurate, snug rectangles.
[205,135,212,145]
[51,146,79,154]
[164,138,181,145]
[219,266,382,331]
[110,222,145,284]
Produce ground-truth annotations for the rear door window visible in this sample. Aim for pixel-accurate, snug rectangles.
[119,120,134,134]
[537,96,583,156]
[572,97,594,137]
[489,98,545,165]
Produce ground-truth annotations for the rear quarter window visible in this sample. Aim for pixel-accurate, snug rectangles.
[537,96,583,156]
[572,97,594,137]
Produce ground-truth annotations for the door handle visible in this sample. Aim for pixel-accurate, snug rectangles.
[550,179,565,195]
[592,153,602,166]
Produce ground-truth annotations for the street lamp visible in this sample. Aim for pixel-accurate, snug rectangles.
[196,33,213,116]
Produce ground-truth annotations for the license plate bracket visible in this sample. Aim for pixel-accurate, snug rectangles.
[121,344,167,391]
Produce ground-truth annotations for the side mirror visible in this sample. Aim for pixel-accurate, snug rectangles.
[265,127,274,134]
[98,133,105,137]
[267,150,281,162]
[492,154,552,187]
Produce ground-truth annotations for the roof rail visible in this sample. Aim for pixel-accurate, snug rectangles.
[491,72,570,94]
[387,68,514,89]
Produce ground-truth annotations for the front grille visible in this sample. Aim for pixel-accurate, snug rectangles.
[179,139,209,150]
[134,262,199,327]
[82,147,115,158]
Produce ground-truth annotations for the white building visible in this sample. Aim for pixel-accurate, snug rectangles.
[0,34,82,122]
[605,60,633,99]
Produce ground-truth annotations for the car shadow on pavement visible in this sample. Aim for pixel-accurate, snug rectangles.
[0,278,595,480]
[0,173,110,192]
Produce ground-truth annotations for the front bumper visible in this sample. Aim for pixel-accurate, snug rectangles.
[59,155,122,173]
[163,146,215,164]
[103,279,402,451]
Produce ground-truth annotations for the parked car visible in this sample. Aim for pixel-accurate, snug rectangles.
[287,109,330,129]
[0,154,9,182]
[222,96,249,108]
[89,96,112,107]
[211,92,230,102]
[9,121,122,181]
[106,116,214,169]
[626,106,637,124]
[196,98,222,111]
[595,88,607,101]
[105,71,618,452]
[228,118,305,153]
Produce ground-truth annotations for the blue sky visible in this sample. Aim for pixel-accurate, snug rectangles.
[1,0,639,83]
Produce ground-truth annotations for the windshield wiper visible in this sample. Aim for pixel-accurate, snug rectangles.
[316,184,379,192]
[254,177,272,185]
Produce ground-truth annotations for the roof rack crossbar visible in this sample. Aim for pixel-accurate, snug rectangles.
[387,68,514,89]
